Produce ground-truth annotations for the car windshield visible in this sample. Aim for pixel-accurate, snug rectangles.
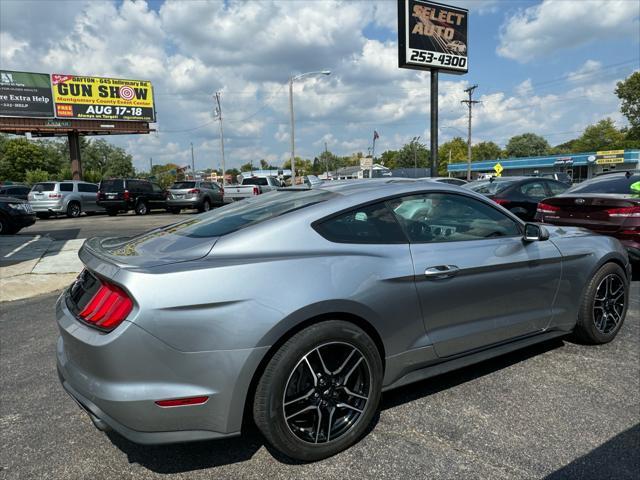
[567,173,640,194]
[170,182,196,189]
[31,183,55,192]
[169,189,335,238]
[100,180,124,192]
[242,177,269,186]
[466,179,514,195]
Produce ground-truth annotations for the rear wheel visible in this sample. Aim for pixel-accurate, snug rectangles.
[66,201,81,218]
[253,321,382,462]
[198,198,211,213]
[573,263,629,344]
[134,200,148,215]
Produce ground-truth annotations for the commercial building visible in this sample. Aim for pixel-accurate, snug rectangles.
[447,149,640,181]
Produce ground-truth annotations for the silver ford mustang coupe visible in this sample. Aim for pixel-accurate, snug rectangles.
[56,179,632,461]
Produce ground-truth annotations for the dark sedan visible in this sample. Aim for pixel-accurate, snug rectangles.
[465,176,569,221]
[535,170,640,263]
[0,184,31,201]
[0,196,36,234]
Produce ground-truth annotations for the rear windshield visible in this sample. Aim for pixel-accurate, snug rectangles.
[567,173,640,194]
[242,177,268,186]
[170,182,196,189]
[31,183,55,192]
[466,180,514,195]
[169,190,335,238]
[100,180,124,192]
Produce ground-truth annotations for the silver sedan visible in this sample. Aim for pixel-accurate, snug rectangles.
[56,179,632,461]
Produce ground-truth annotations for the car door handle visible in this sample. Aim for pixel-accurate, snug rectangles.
[424,265,459,279]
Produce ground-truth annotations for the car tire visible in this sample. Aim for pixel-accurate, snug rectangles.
[573,262,629,344]
[36,213,50,219]
[106,209,118,216]
[253,320,382,462]
[134,200,148,215]
[0,216,14,235]
[198,198,211,213]
[66,201,81,218]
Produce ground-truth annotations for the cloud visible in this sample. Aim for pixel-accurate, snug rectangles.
[497,0,639,62]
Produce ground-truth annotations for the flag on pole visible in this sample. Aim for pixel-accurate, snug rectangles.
[373,130,379,140]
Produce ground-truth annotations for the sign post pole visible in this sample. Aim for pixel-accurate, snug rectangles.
[430,69,438,176]
[68,131,82,181]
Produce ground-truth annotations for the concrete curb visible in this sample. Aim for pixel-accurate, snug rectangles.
[0,235,84,302]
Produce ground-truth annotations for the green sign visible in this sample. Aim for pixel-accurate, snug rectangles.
[0,70,54,118]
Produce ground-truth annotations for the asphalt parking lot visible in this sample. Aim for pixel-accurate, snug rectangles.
[19,210,188,241]
[0,284,638,479]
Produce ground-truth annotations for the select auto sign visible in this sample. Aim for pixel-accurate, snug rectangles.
[398,0,469,74]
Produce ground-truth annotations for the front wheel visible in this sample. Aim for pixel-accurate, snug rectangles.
[253,321,382,462]
[198,198,211,213]
[66,202,81,218]
[573,262,629,344]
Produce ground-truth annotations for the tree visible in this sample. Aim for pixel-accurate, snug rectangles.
[505,133,551,158]
[393,141,430,170]
[239,162,255,172]
[615,72,640,138]
[472,141,503,161]
[0,138,60,181]
[438,137,467,175]
[379,150,399,169]
[572,118,626,152]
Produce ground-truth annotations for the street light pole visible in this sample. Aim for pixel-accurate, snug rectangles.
[289,70,331,184]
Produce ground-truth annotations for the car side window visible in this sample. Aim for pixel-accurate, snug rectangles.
[59,183,74,192]
[315,202,406,244]
[546,181,567,196]
[519,181,547,200]
[78,183,98,193]
[391,193,521,243]
[151,183,163,193]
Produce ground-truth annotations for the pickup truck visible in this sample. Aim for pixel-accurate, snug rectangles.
[223,176,282,202]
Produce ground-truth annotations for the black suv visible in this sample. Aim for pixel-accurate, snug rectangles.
[97,179,168,216]
[0,196,36,234]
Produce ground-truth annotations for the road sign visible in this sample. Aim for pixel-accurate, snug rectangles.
[493,162,503,177]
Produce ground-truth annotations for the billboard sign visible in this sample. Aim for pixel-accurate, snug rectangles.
[398,0,468,74]
[51,74,155,122]
[595,150,625,165]
[0,70,54,118]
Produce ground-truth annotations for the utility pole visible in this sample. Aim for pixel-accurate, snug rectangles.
[289,76,296,183]
[412,136,420,178]
[149,157,152,173]
[462,84,480,181]
[324,141,329,180]
[190,142,195,180]
[214,92,227,185]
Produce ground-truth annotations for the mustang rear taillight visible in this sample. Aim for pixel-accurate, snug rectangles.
[605,206,640,218]
[78,281,133,330]
[537,202,560,214]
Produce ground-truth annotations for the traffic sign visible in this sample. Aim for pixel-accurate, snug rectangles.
[493,162,503,177]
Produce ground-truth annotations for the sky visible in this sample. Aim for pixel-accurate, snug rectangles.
[1,0,639,172]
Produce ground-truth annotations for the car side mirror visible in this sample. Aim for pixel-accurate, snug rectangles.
[523,223,549,242]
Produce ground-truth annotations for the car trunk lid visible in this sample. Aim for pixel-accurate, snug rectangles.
[539,194,640,233]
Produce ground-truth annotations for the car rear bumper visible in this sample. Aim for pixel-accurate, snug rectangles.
[30,200,65,213]
[97,200,130,210]
[166,198,200,208]
[55,291,268,444]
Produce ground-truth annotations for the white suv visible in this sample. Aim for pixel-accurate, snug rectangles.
[28,181,104,218]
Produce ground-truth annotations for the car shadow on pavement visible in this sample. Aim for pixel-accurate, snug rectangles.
[105,339,564,473]
[106,426,265,473]
[545,423,639,480]
[380,337,565,411]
